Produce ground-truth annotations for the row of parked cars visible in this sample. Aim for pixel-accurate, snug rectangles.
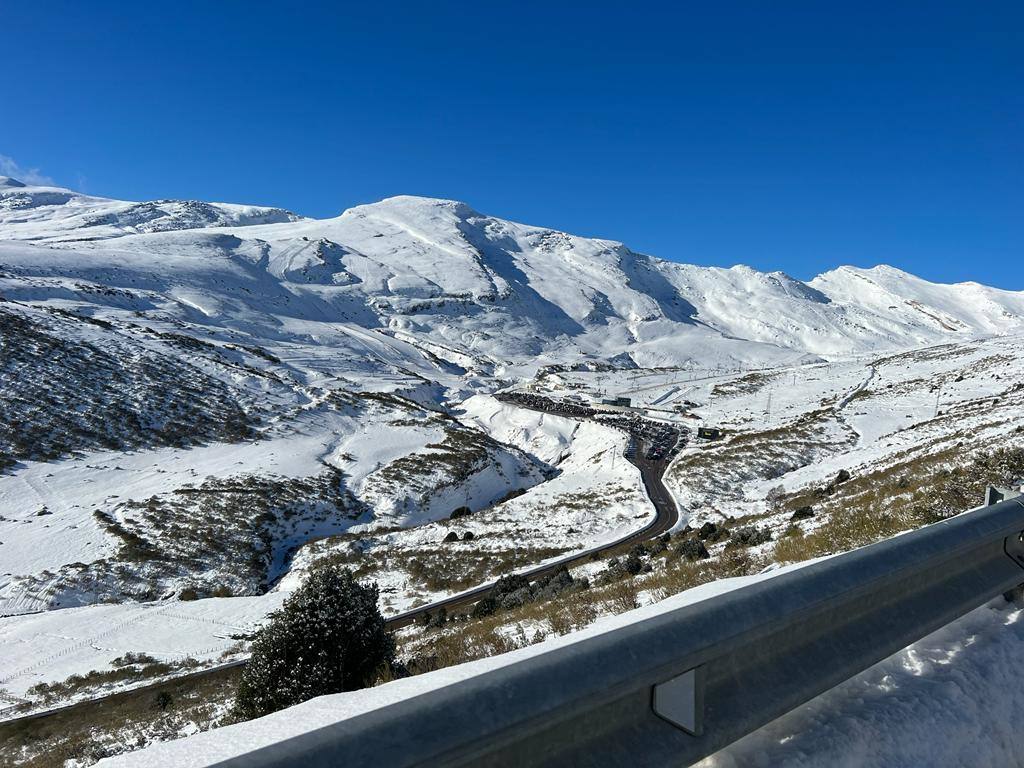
[596,412,685,462]
[496,391,598,419]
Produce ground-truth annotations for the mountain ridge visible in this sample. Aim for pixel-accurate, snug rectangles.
[2,177,1023,374]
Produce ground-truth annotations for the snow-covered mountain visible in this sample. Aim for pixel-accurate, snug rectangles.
[4,175,1024,755]
[0,175,304,242]
[2,178,1023,379]
[3,177,1022,605]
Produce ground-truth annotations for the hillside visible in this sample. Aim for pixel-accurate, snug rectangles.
[2,177,1024,764]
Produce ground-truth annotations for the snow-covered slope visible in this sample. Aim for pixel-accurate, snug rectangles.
[2,190,1018,385]
[0,176,304,243]
[654,262,1024,355]
[810,264,1024,341]
[3,175,1024,617]
[3,175,1024,742]
[3,179,1023,377]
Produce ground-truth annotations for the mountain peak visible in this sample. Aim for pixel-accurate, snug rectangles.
[346,195,481,221]
[825,264,915,279]
[0,176,27,189]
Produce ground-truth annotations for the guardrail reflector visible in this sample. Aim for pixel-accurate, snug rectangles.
[652,666,704,736]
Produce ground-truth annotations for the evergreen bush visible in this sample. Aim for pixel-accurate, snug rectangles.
[233,568,394,720]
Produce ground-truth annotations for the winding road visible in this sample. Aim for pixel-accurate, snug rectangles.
[0,399,683,728]
[387,440,681,629]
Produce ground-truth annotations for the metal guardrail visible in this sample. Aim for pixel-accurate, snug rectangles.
[213,496,1024,768]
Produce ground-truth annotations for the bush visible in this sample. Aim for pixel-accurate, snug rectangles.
[624,553,643,575]
[468,568,581,619]
[233,568,394,720]
[675,539,710,561]
[696,522,730,543]
[471,595,498,618]
[727,526,773,549]
[492,573,531,602]
[535,567,574,600]
[790,505,815,521]
[647,538,666,556]
[500,587,532,610]
[926,448,1024,521]
[152,691,173,711]
[111,651,158,668]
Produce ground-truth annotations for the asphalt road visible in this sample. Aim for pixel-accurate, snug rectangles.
[1,402,681,726]
[386,445,680,629]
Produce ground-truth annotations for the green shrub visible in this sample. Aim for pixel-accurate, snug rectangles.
[233,569,395,720]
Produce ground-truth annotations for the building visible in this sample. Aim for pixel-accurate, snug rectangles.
[601,396,632,407]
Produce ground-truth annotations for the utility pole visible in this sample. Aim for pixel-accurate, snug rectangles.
[766,390,772,422]
[934,385,942,418]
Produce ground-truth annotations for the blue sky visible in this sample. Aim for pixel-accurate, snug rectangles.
[3,1,1021,287]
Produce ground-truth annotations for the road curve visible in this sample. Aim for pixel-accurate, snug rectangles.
[386,447,679,629]
[1,404,681,727]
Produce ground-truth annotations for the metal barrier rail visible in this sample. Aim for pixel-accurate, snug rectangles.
[214,496,1024,768]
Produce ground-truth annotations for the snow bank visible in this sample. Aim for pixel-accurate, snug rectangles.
[698,598,1024,768]
[99,565,1024,768]
[0,595,280,698]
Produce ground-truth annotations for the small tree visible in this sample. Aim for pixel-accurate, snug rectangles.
[233,568,394,720]
[624,552,643,575]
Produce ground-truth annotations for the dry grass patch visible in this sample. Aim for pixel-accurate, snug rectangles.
[0,666,240,768]
[772,447,1024,564]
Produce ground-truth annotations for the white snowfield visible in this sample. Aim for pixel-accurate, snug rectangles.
[0,393,642,697]
[97,568,1024,768]
[3,175,1024,762]
[4,177,1024,374]
[0,175,304,242]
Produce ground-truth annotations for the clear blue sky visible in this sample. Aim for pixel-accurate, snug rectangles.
[3,1,1021,287]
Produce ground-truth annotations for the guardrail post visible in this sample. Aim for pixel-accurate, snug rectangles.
[987,484,1023,507]
[1002,526,1024,602]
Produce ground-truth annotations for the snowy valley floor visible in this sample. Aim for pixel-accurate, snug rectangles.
[4,335,1024,766]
